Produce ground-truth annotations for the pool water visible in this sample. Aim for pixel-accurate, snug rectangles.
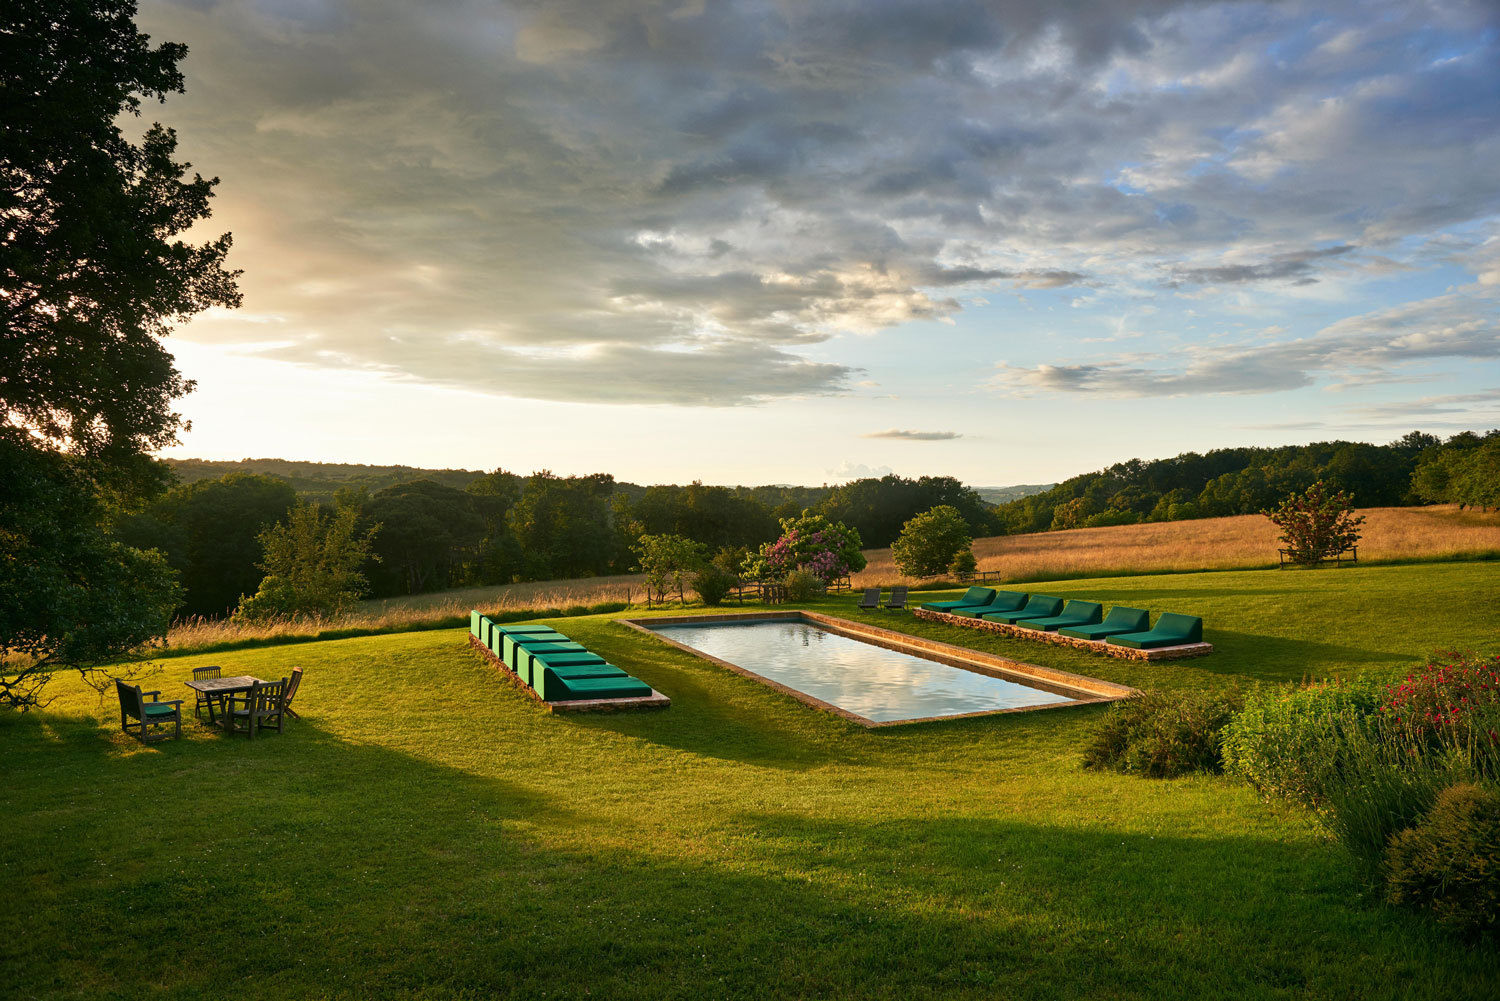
[649,619,1072,722]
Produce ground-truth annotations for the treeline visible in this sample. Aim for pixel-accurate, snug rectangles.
[994,431,1496,534]
[115,469,997,616]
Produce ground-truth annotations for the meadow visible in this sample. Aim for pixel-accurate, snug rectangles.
[6,561,1499,999]
[156,505,1500,657]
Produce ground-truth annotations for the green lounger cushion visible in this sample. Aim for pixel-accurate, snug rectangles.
[920,586,996,612]
[1015,600,1104,632]
[143,702,180,717]
[981,595,1064,625]
[535,663,628,701]
[1058,607,1151,640]
[501,631,570,669]
[495,624,560,636]
[1106,613,1204,649]
[548,675,654,702]
[952,590,1028,617]
[517,645,594,684]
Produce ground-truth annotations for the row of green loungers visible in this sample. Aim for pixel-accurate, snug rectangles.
[469,612,657,702]
[920,587,1203,649]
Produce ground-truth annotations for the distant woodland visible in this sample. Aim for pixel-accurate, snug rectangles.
[135,431,1496,617]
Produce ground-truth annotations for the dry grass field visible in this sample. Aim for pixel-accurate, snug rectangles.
[853,504,1500,586]
[156,505,1496,654]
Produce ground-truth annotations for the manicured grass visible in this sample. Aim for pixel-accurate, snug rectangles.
[6,562,1498,999]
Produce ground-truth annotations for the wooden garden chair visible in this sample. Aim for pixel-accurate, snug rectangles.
[856,587,881,610]
[282,666,303,720]
[115,679,183,743]
[223,678,288,739]
[884,585,909,611]
[191,665,222,722]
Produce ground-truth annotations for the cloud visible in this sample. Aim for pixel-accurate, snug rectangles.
[862,429,963,441]
[993,286,1500,397]
[826,461,894,483]
[138,0,1500,406]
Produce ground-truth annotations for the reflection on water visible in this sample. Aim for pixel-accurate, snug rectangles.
[651,620,1069,722]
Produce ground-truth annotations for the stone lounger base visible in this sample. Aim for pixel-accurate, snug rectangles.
[466,634,671,712]
[913,608,1214,660]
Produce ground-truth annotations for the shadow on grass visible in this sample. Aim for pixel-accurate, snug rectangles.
[10,712,1498,1001]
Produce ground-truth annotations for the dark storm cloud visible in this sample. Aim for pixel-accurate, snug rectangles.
[140,0,1500,405]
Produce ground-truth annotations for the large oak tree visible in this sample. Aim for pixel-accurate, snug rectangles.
[1,1,240,708]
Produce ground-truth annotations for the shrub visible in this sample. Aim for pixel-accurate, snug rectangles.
[1264,480,1365,565]
[1385,781,1500,937]
[1082,689,1243,778]
[947,548,978,578]
[744,513,865,583]
[1382,651,1500,778]
[783,570,820,602]
[891,505,973,577]
[692,565,738,606]
[1221,677,1388,810]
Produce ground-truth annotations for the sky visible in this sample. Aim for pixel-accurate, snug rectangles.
[139,0,1500,486]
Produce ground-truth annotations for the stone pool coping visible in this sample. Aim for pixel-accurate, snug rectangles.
[466,634,671,713]
[615,610,1138,728]
[913,608,1214,660]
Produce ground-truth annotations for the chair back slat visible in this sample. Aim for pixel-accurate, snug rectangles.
[284,666,302,704]
[253,679,287,713]
[193,665,222,681]
[115,679,145,718]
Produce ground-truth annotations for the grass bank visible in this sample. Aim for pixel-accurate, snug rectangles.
[6,561,1498,998]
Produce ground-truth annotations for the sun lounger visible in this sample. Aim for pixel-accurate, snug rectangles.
[884,585,908,611]
[1015,600,1103,632]
[534,663,630,701]
[518,646,600,686]
[951,590,1028,618]
[547,675,655,702]
[920,587,996,612]
[857,588,881,610]
[1106,612,1204,649]
[501,631,571,670]
[1057,607,1151,641]
[981,595,1064,625]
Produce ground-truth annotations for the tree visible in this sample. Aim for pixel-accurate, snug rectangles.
[1,3,238,707]
[0,431,181,709]
[2,1,241,457]
[234,500,378,622]
[1265,481,1365,566]
[115,473,297,616]
[890,505,974,577]
[365,480,483,595]
[743,511,866,583]
[506,472,619,580]
[632,533,707,606]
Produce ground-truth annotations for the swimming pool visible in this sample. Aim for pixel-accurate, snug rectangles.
[633,613,1127,725]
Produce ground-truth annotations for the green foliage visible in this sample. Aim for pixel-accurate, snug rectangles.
[1265,480,1365,564]
[783,569,820,602]
[993,432,1455,535]
[623,480,777,551]
[0,432,182,709]
[632,533,708,605]
[817,474,995,547]
[506,472,620,581]
[947,547,978,578]
[166,457,487,504]
[364,479,484,596]
[1221,678,1388,810]
[1385,782,1500,936]
[1411,433,1500,510]
[1,0,240,457]
[234,500,378,622]
[1082,689,1243,778]
[692,565,739,606]
[743,512,866,582]
[116,473,297,616]
[890,505,973,577]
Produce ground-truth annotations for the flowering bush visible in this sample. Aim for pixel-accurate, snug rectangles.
[1382,651,1500,760]
[742,512,865,583]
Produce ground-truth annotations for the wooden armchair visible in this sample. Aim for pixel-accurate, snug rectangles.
[191,665,222,721]
[282,666,303,720]
[224,678,288,739]
[115,679,183,743]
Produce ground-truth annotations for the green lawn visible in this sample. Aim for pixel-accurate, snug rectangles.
[6,562,1498,999]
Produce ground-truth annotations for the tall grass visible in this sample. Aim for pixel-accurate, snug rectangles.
[854,505,1500,585]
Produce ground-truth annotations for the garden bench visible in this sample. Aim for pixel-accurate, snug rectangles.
[1278,546,1358,567]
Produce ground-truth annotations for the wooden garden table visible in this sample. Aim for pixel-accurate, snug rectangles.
[184,675,262,728]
